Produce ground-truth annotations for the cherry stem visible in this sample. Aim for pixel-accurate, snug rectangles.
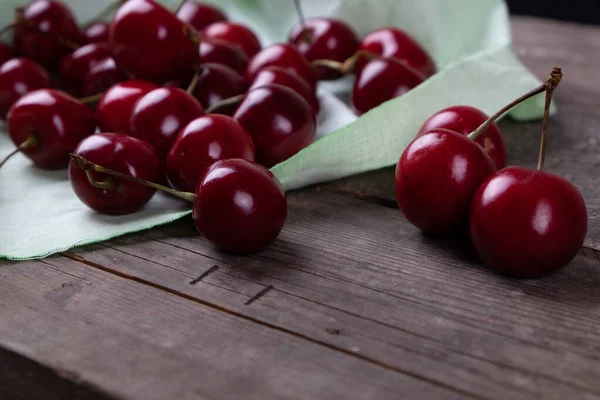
[80,92,104,104]
[293,0,306,29]
[537,67,563,171]
[0,135,38,168]
[70,154,197,203]
[184,25,201,94]
[175,0,187,14]
[311,50,377,76]
[82,0,126,27]
[468,67,563,142]
[205,94,245,114]
[0,21,19,38]
[0,9,80,50]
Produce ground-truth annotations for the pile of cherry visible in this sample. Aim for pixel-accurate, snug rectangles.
[0,0,588,279]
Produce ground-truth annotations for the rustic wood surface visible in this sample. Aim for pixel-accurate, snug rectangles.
[1,16,599,400]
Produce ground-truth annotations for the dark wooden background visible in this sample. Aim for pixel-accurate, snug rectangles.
[508,0,600,25]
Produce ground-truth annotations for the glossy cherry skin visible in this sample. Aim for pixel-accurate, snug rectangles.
[289,18,359,80]
[199,38,249,75]
[245,43,316,87]
[96,80,158,135]
[0,58,51,119]
[418,106,507,170]
[110,0,198,84]
[357,27,436,77]
[191,63,246,113]
[166,115,255,192]
[80,57,125,97]
[130,87,205,158]
[249,66,319,115]
[470,167,587,278]
[203,22,261,58]
[0,43,14,66]
[83,22,110,44]
[59,43,113,96]
[352,57,424,115]
[395,128,496,234]
[7,89,96,169]
[14,0,81,69]
[70,133,162,215]
[193,159,287,254]
[234,84,316,168]
[176,1,227,32]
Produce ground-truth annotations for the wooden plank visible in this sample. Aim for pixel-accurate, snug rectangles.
[67,187,600,400]
[328,17,600,248]
[0,258,465,400]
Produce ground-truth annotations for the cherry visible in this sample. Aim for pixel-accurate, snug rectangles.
[234,84,316,168]
[70,133,162,215]
[130,87,205,158]
[249,66,319,115]
[419,106,507,170]
[191,63,246,114]
[395,128,496,234]
[59,43,115,96]
[357,27,436,77]
[96,80,159,135]
[199,38,249,75]
[0,43,14,66]
[288,18,359,81]
[13,0,81,69]
[166,115,255,192]
[110,0,198,84]
[245,43,316,87]
[80,57,125,98]
[176,1,227,32]
[6,89,95,169]
[352,57,424,115]
[83,22,110,44]
[203,22,261,59]
[0,58,51,120]
[70,156,287,254]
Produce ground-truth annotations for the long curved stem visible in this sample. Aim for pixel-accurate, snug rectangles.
[70,154,197,203]
[537,67,563,171]
[81,0,126,27]
[293,0,306,29]
[468,67,563,142]
[80,92,104,105]
[184,26,202,94]
[311,50,377,76]
[205,94,245,114]
[0,22,18,38]
[0,135,38,168]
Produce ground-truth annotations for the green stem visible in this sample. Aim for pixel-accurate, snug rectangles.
[0,135,38,168]
[293,0,306,29]
[184,25,201,94]
[69,154,197,203]
[205,94,245,114]
[82,0,126,27]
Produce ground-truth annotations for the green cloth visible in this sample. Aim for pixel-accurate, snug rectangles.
[0,0,548,260]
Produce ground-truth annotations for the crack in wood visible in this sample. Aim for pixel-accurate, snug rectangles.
[190,265,219,285]
[245,285,274,306]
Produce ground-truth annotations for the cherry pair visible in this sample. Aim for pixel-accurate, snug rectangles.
[395,68,587,278]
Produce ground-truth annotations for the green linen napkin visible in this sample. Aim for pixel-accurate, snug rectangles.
[0,0,547,260]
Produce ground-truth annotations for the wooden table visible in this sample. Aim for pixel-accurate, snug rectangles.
[2,17,600,400]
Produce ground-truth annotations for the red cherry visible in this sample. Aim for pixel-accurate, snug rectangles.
[176,1,227,32]
[96,80,158,135]
[70,133,162,215]
[14,0,81,69]
[110,0,198,83]
[395,129,496,234]
[357,27,436,77]
[249,66,319,115]
[59,43,116,96]
[234,84,316,168]
[0,58,51,119]
[166,115,255,192]
[203,22,261,58]
[419,106,507,170]
[80,57,125,97]
[192,159,287,254]
[198,38,249,75]
[191,63,246,114]
[289,18,358,81]
[470,167,587,278]
[352,57,424,115]
[83,22,110,44]
[245,43,316,87]
[0,43,14,66]
[130,87,205,158]
[7,89,96,169]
